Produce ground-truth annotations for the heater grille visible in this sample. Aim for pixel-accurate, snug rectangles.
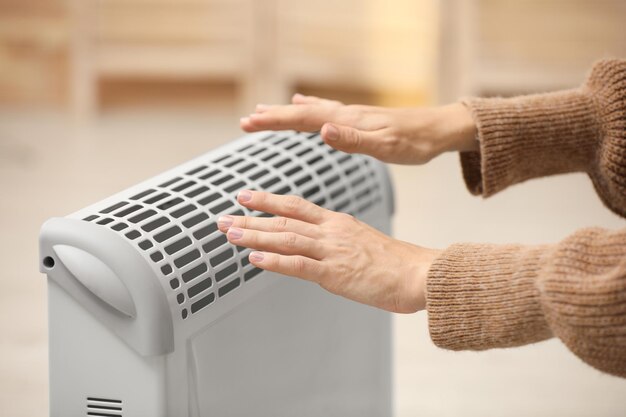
[80,132,383,320]
[86,397,122,416]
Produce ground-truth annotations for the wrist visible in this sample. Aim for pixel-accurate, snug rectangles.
[402,243,442,313]
[435,103,478,153]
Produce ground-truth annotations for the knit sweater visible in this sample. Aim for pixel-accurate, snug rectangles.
[425,59,626,378]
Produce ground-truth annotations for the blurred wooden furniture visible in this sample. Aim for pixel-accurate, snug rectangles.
[274,0,436,106]
[0,0,69,106]
[70,0,436,120]
[1,1,435,115]
[71,0,269,119]
[438,0,626,102]
[4,0,626,113]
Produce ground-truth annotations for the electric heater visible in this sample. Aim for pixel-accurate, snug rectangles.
[39,131,394,417]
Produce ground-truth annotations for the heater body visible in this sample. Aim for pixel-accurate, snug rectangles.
[40,131,394,417]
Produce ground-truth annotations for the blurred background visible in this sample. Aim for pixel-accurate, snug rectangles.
[1,0,626,416]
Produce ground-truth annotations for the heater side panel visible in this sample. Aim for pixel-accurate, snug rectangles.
[48,281,168,417]
[189,278,392,417]
[186,209,393,417]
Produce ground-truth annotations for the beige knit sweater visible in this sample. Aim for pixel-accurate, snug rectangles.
[426,59,626,378]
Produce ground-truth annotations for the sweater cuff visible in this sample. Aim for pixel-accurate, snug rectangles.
[426,243,553,350]
[458,89,599,197]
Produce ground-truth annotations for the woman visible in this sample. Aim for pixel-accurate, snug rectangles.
[217,59,626,378]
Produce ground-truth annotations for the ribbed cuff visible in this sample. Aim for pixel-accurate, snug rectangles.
[459,89,599,197]
[426,243,554,350]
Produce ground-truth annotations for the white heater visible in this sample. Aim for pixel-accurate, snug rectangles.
[39,131,394,417]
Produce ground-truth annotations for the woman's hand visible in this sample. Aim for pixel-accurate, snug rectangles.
[218,190,441,313]
[240,93,478,165]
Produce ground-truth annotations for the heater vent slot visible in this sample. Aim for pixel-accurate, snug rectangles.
[86,397,122,416]
[79,132,383,321]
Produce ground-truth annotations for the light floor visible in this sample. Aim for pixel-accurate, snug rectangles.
[1,108,625,417]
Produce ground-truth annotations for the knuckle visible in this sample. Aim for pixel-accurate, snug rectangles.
[284,195,302,215]
[283,232,298,248]
[384,133,400,147]
[272,216,288,232]
[337,212,356,224]
[292,108,309,125]
[335,262,350,278]
[337,105,363,124]
[347,128,361,148]
[292,256,307,274]
[369,135,396,160]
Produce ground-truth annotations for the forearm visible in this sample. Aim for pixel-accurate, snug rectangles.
[426,243,553,350]
[426,227,626,378]
[431,102,479,154]
[459,88,598,196]
[455,59,626,210]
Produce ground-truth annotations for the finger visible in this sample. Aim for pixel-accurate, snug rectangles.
[254,103,275,113]
[321,122,382,157]
[292,93,342,106]
[240,115,256,132]
[226,228,323,259]
[248,251,325,283]
[242,104,337,132]
[237,190,328,224]
[291,93,321,105]
[217,214,319,238]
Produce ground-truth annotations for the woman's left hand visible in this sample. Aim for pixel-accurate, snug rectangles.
[217,190,441,313]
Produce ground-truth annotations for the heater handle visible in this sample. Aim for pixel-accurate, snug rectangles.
[40,217,174,356]
[52,244,137,317]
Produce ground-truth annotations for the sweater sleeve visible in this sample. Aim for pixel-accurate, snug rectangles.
[459,59,626,218]
[426,227,626,378]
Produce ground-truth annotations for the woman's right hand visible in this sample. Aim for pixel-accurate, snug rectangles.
[240,94,478,165]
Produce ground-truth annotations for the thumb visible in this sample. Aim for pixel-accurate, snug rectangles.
[321,123,378,156]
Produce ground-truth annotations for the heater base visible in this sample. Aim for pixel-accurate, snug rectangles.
[48,280,167,417]
[49,277,392,417]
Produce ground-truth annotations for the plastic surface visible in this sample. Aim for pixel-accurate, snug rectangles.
[56,131,393,331]
[40,217,174,356]
[48,281,167,417]
[53,244,136,317]
[191,276,392,417]
[41,130,394,416]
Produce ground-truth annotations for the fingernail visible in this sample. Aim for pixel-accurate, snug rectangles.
[250,251,264,262]
[293,93,304,99]
[218,215,233,229]
[325,124,339,141]
[228,227,243,240]
[240,116,250,124]
[238,190,252,202]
